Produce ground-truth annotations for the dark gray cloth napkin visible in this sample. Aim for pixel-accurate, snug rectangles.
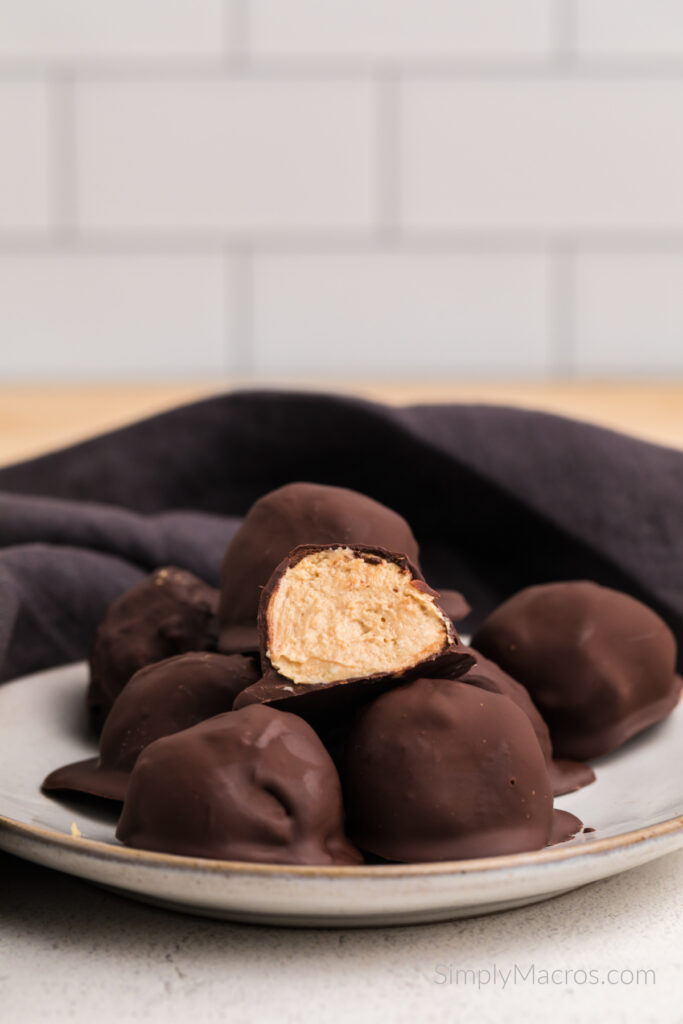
[1,389,681,684]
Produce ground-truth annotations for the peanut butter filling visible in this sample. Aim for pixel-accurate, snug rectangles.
[266,547,451,685]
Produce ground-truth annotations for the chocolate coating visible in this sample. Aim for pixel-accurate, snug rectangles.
[438,589,472,625]
[116,704,362,866]
[43,652,258,802]
[473,581,681,761]
[342,678,574,862]
[88,566,219,730]
[234,544,474,720]
[460,649,553,764]
[549,759,597,797]
[217,483,424,653]
[458,649,595,796]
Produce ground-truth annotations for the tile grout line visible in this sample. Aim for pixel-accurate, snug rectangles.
[374,72,401,242]
[549,243,577,376]
[553,0,579,71]
[49,71,78,241]
[8,57,683,81]
[228,245,255,375]
[226,0,250,67]
[4,231,683,255]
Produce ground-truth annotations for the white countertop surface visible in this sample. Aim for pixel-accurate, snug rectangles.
[1,847,681,1024]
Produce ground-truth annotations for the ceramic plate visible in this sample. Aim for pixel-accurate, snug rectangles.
[1,664,682,927]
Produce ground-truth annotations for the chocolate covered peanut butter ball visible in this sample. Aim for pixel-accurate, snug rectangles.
[473,581,681,761]
[217,482,467,653]
[458,650,595,795]
[342,678,577,862]
[234,544,474,718]
[44,652,258,802]
[461,650,553,764]
[88,567,219,730]
[116,704,362,866]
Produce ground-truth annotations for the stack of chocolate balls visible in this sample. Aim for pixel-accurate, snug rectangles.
[44,483,682,866]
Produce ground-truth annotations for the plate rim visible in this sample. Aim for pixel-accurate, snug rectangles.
[3,662,683,883]
[2,810,682,880]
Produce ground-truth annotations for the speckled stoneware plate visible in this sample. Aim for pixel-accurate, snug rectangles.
[1,664,682,927]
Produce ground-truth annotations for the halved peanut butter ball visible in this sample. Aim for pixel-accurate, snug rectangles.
[217,481,470,654]
[268,546,451,684]
[233,544,474,719]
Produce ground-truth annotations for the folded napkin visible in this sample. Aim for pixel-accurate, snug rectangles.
[1,389,681,684]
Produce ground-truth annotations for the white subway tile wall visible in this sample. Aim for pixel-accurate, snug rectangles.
[0,254,228,375]
[401,82,683,229]
[249,1,554,58]
[0,1,227,60]
[576,254,683,373]
[577,1,683,56]
[77,81,376,230]
[0,1,682,379]
[0,83,51,230]
[252,253,550,373]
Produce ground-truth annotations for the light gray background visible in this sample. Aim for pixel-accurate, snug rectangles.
[1,1,683,379]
